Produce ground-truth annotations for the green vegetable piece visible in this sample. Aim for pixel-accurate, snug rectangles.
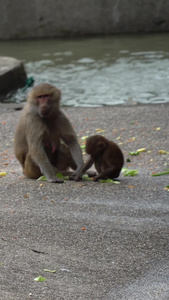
[129,151,139,156]
[82,174,93,181]
[44,269,56,273]
[37,173,69,181]
[124,170,138,176]
[37,176,47,181]
[152,171,169,176]
[80,144,86,149]
[100,179,120,183]
[34,276,46,282]
[122,168,138,176]
[56,173,69,180]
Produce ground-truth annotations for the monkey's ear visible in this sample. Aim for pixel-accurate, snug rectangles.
[55,89,61,99]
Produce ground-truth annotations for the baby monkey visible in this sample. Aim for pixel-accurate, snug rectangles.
[82,135,124,181]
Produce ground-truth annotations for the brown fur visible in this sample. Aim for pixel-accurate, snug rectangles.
[14,83,84,183]
[82,135,124,181]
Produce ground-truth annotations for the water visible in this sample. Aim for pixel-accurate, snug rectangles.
[0,33,169,106]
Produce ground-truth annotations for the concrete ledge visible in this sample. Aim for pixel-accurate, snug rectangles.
[0,56,27,100]
[0,0,169,39]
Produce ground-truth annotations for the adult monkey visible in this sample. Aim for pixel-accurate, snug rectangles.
[14,83,84,183]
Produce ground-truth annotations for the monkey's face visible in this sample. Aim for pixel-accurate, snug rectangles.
[86,135,107,157]
[28,84,61,118]
[37,94,54,117]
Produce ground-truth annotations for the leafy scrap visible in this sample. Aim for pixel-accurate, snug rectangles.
[100,179,120,183]
[82,174,93,181]
[129,151,139,156]
[44,269,56,273]
[37,173,69,181]
[152,169,169,177]
[34,276,46,282]
[122,168,138,176]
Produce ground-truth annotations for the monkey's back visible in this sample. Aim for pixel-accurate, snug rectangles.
[97,140,124,178]
[107,140,124,167]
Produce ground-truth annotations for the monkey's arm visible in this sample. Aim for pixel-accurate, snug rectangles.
[81,156,94,174]
[69,142,83,166]
[68,141,84,180]
[59,113,84,180]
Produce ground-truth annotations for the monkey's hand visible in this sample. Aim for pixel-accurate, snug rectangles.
[69,172,82,181]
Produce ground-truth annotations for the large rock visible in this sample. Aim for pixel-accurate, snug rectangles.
[0,56,27,100]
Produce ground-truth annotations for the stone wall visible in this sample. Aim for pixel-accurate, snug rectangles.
[0,0,169,40]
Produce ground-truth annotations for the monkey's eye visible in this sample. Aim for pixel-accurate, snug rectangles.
[37,94,50,99]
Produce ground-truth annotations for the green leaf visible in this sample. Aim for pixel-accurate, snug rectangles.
[122,168,128,173]
[34,276,46,282]
[37,175,47,181]
[44,269,56,273]
[37,173,69,181]
[56,173,69,180]
[122,168,138,176]
[100,179,120,183]
[82,174,93,181]
[129,151,139,156]
[152,171,169,177]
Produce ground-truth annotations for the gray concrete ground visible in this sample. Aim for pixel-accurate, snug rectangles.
[0,104,169,300]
